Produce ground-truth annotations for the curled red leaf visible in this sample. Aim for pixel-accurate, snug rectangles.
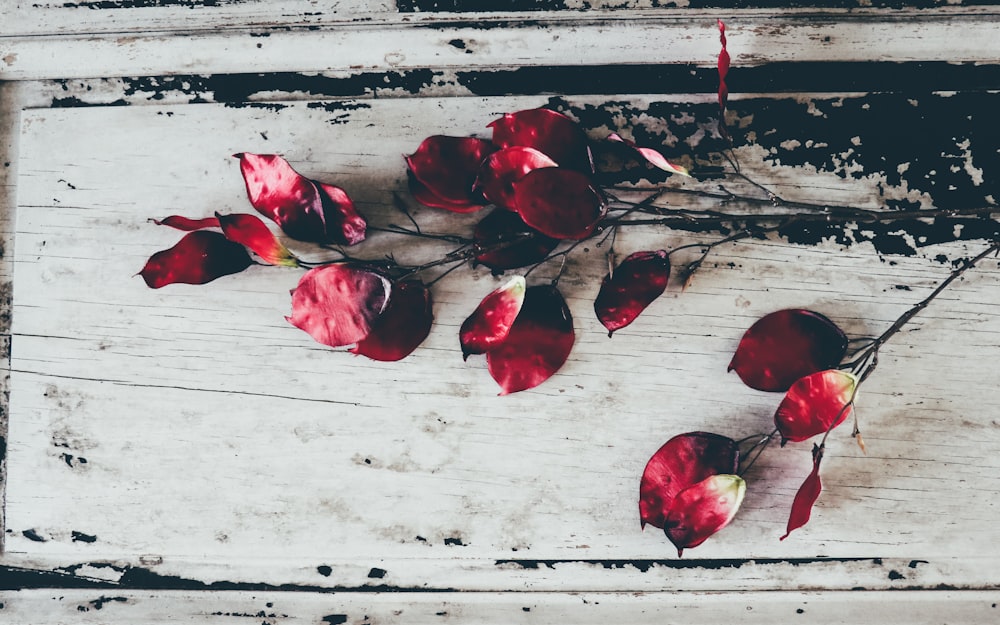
[639,432,740,530]
[405,135,496,212]
[152,215,220,231]
[472,209,559,272]
[475,146,558,210]
[594,250,670,336]
[234,153,366,245]
[140,230,252,289]
[486,285,574,395]
[216,213,300,267]
[775,370,856,445]
[286,264,391,348]
[781,444,824,541]
[460,276,526,360]
[664,474,746,557]
[511,168,607,240]
[607,133,690,177]
[717,19,730,137]
[351,280,433,362]
[728,309,848,392]
[489,108,593,174]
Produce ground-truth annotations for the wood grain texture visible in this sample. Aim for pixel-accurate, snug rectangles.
[4,97,1000,591]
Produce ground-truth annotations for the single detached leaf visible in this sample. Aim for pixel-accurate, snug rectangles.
[639,432,740,530]
[460,276,526,360]
[140,230,253,289]
[351,280,433,362]
[286,264,391,348]
[475,146,558,210]
[728,309,848,392]
[781,444,824,541]
[594,250,670,336]
[512,168,607,240]
[607,133,690,177]
[664,474,746,557]
[489,108,594,174]
[234,152,326,241]
[316,181,367,246]
[473,209,559,271]
[405,135,496,212]
[152,215,221,231]
[775,369,857,445]
[216,213,300,267]
[486,285,574,395]
[717,19,730,137]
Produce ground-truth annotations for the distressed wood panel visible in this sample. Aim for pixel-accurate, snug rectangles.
[4,97,1000,591]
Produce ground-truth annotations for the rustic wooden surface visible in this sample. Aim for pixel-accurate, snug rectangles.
[1,1,999,622]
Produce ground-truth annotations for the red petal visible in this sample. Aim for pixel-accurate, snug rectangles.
[475,146,557,210]
[607,134,690,177]
[511,168,607,240]
[639,432,739,530]
[317,182,367,246]
[216,213,300,267]
[286,264,391,348]
[405,135,496,212]
[152,215,220,231]
[728,309,848,392]
[351,280,433,362]
[775,370,857,445]
[473,209,559,271]
[139,230,252,289]
[664,474,746,557]
[459,276,526,360]
[407,172,482,213]
[717,19,731,136]
[486,285,574,395]
[234,153,327,242]
[781,445,824,541]
[488,108,594,174]
[594,250,670,336]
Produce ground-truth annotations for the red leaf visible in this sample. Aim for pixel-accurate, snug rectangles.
[639,432,740,530]
[152,215,220,231]
[216,213,300,267]
[316,182,367,246]
[781,444,824,541]
[351,280,433,362]
[486,285,574,395]
[594,250,670,336]
[489,108,594,174]
[717,19,730,137]
[405,135,496,212]
[775,370,857,445]
[286,264,391,348]
[607,133,690,177]
[664,474,746,557]
[511,168,607,240]
[475,146,558,210]
[472,209,559,271]
[460,276,526,360]
[140,230,253,289]
[728,309,847,392]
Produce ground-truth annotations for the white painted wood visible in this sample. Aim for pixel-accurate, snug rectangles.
[3,9,1000,80]
[4,97,1000,591]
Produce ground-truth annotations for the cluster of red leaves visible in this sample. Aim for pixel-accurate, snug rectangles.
[640,309,859,554]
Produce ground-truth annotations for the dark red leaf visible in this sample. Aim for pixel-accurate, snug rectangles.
[216,213,300,267]
[286,264,391,348]
[316,181,367,246]
[775,370,857,445]
[473,209,559,271]
[488,108,593,174]
[139,230,253,289]
[475,146,557,210]
[639,432,740,530]
[486,285,574,395]
[152,215,220,231]
[511,168,606,240]
[607,133,690,177]
[781,444,824,541]
[460,276,526,360]
[717,19,730,137]
[351,280,433,362]
[594,250,670,336]
[405,135,496,212]
[728,309,848,392]
[663,474,746,557]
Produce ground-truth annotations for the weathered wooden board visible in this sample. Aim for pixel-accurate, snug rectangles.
[4,96,1000,592]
